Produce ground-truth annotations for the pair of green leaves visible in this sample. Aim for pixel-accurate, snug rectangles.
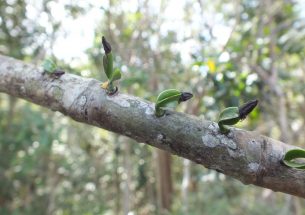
[218,100,258,134]
[155,89,193,117]
[101,36,121,95]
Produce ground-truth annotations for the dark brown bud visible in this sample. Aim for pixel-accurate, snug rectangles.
[102,36,112,54]
[238,99,258,120]
[179,92,193,103]
[51,70,65,78]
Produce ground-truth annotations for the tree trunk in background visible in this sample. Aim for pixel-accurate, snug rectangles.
[113,135,121,214]
[6,96,16,132]
[46,162,56,215]
[122,137,133,215]
[181,159,191,214]
[156,149,173,213]
[151,49,174,213]
[284,195,301,215]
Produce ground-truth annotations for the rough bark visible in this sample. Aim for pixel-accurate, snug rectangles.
[0,55,304,198]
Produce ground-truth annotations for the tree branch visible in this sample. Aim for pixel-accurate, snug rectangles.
[0,55,303,198]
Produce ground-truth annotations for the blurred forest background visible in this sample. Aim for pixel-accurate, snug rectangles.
[1,0,305,214]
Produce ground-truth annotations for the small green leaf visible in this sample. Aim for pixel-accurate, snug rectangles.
[100,36,120,96]
[156,89,181,107]
[103,54,113,79]
[218,107,240,134]
[110,69,121,82]
[218,99,258,134]
[102,36,113,79]
[42,59,57,73]
[155,89,193,117]
[283,149,305,169]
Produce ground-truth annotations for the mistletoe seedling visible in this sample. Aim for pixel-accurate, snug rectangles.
[282,149,305,169]
[218,99,258,134]
[100,36,121,95]
[42,59,65,78]
[155,89,193,117]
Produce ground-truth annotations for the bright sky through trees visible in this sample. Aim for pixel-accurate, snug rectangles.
[25,0,233,66]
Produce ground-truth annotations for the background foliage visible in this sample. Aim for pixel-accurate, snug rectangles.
[1,0,305,214]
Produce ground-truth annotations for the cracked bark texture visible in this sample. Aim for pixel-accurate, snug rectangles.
[0,54,304,198]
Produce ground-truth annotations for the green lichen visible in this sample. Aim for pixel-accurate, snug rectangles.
[52,86,64,100]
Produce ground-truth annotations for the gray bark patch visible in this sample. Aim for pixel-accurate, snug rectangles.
[202,133,220,148]
[248,162,260,173]
[107,94,130,108]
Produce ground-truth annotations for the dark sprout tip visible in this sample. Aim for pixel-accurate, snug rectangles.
[102,36,112,54]
[108,86,118,96]
[53,70,65,77]
[179,92,193,102]
[238,99,258,120]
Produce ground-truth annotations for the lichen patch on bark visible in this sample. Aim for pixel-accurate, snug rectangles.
[79,95,87,107]
[51,86,64,101]
[156,133,165,143]
[248,162,260,173]
[107,93,130,108]
[219,134,237,150]
[202,133,220,148]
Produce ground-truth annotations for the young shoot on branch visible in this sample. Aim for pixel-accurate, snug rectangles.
[218,99,258,134]
[100,36,121,95]
[42,59,65,78]
[155,89,193,117]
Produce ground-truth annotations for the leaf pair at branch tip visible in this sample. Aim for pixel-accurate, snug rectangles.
[155,89,193,117]
[282,149,305,169]
[100,36,121,95]
[218,99,258,134]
